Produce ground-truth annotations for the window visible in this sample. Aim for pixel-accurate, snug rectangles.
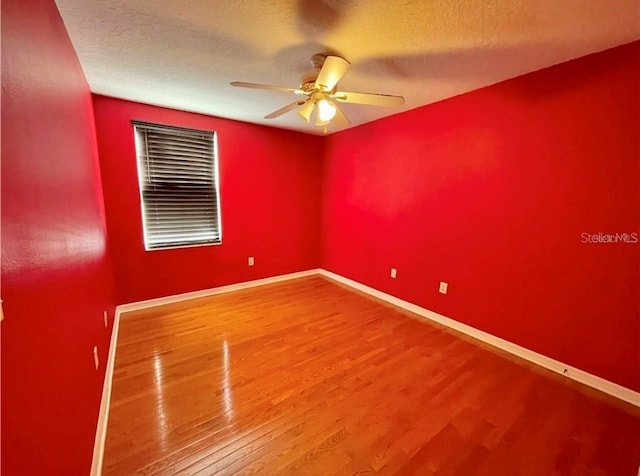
[133,121,222,250]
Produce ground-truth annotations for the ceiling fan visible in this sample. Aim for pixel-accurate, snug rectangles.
[231,54,405,129]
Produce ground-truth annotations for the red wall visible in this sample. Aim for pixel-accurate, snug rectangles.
[1,3,636,473]
[93,96,323,304]
[321,42,640,392]
[1,0,116,474]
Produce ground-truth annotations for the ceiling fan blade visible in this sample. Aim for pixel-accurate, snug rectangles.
[298,100,315,123]
[264,100,305,119]
[332,91,405,107]
[231,81,302,95]
[315,56,350,91]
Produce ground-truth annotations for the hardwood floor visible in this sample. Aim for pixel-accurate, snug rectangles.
[102,276,639,475]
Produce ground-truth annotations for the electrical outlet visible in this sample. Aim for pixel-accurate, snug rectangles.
[103,310,108,328]
[439,281,448,294]
[390,268,397,279]
[93,346,99,370]
[248,256,254,266]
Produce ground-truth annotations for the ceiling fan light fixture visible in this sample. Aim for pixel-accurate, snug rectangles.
[317,98,337,122]
[298,100,314,122]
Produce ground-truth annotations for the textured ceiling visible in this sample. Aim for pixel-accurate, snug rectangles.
[55,0,640,135]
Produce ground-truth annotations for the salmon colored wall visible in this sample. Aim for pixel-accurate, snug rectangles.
[1,0,116,474]
[320,42,640,392]
[93,96,323,304]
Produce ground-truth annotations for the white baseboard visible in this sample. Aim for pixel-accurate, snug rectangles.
[318,269,639,407]
[90,307,122,476]
[118,269,321,313]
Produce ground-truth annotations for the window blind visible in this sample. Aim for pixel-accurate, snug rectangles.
[133,121,221,250]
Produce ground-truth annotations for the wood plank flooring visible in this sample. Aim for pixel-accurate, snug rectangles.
[102,276,640,475]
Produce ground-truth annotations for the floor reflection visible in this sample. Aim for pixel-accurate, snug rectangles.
[153,352,169,450]
[221,339,235,423]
